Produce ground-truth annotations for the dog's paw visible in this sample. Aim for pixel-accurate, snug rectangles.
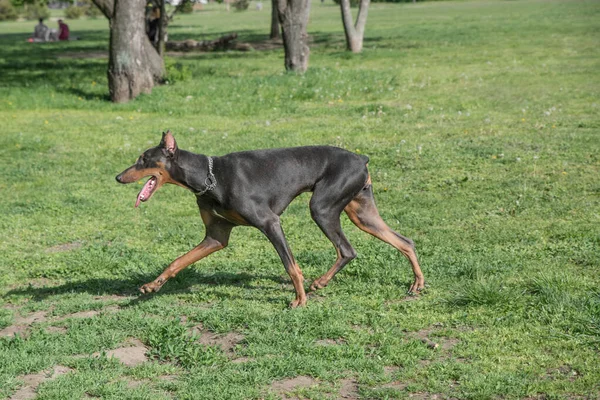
[139,281,163,294]
[407,278,426,295]
[289,296,307,308]
[309,277,328,292]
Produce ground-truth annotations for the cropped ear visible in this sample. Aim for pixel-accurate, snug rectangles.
[160,130,178,157]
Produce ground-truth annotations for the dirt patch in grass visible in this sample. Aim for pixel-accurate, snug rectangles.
[270,375,317,399]
[10,365,73,400]
[93,338,148,367]
[64,310,100,319]
[45,325,68,334]
[45,241,82,253]
[408,393,449,399]
[381,380,409,391]
[384,366,400,374]
[1,306,120,337]
[14,310,48,324]
[315,338,346,346]
[192,324,244,355]
[339,378,359,399]
[1,325,30,338]
[125,379,147,389]
[158,374,178,382]
[351,324,374,334]
[440,337,460,351]
[412,324,460,352]
[546,365,580,381]
[107,339,148,367]
[231,356,253,364]
[375,368,413,393]
[0,310,48,338]
[104,305,121,313]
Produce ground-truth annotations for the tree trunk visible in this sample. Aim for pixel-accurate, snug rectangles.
[340,0,370,53]
[277,0,310,72]
[158,0,167,57]
[92,0,165,103]
[270,0,280,39]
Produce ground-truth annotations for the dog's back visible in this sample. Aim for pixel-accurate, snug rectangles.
[213,146,370,215]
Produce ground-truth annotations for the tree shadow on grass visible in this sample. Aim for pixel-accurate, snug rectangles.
[66,86,111,101]
[168,28,266,44]
[0,30,109,89]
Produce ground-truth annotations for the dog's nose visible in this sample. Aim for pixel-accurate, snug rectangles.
[115,174,123,183]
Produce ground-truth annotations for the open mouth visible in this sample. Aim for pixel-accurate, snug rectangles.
[135,176,158,208]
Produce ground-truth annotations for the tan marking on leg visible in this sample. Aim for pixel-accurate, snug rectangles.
[310,247,342,291]
[139,238,224,294]
[287,262,307,308]
[344,197,425,293]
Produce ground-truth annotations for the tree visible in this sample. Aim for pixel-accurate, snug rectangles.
[92,0,164,103]
[277,0,310,72]
[0,0,19,21]
[339,0,370,53]
[157,0,167,57]
[269,0,279,39]
[153,0,195,57]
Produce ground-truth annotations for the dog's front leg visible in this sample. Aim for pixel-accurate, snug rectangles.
[139,237,223,293]
[260,215,307,308]
[140,211,233,294]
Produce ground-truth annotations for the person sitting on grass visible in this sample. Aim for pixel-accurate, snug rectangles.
[32,18,49,42]
[58,19,70,41]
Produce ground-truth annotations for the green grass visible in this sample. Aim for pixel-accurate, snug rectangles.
[1,0,599,399]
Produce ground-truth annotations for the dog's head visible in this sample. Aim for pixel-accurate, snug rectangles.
[116,130,186,207]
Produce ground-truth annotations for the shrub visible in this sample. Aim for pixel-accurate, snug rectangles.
[0,0,18,21]
[179,0,194,13]
[64,5,83,19]
[83,0,103,18]
[232,0,250,11]
[164,58,192,84]
[23,1,50,20]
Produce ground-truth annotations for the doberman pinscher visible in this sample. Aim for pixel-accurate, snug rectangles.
[116,131,425,307]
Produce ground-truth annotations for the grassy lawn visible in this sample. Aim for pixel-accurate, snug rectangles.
[1,0,599,398]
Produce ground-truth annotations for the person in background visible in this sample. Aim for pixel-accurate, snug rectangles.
[33,18,49,42]
[58,19,70,41]
[146,6,160,45]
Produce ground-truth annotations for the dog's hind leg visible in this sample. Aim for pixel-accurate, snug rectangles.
[344,183,425,294]
[308,188,357,292]
[139,210,234,294]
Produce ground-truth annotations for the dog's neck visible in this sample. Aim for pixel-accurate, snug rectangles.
[176,150,215,195]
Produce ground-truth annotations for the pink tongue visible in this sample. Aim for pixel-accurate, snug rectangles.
[135,178,155,208]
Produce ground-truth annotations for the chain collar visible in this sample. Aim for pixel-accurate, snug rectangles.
[194,156,217,196]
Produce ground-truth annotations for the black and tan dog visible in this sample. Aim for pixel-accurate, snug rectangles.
[116,131,425,307]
